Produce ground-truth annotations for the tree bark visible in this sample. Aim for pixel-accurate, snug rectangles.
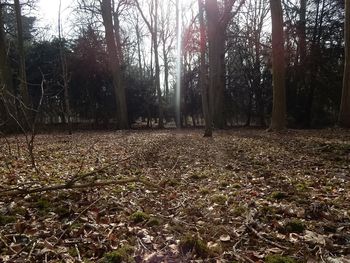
[269,0,286,130]
[205,0,220,131]
[198,0,212,137]
[0,2,13,94]
[101,0,129,129]
[58,0,72,135]
[339,0,350,127]
[14,0,29,106]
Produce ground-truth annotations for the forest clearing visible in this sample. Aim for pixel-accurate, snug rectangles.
[1,129,349,262]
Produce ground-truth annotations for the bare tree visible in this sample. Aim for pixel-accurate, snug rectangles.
[339,0,350,127]
[135,0,164,129]
[101,0,129,129]
[58,0,72,134]
[198,0,211,136]
[14,0,30,107]
[269,0,286,130]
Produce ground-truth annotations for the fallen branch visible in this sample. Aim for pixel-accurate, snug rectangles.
[0,177,162,197]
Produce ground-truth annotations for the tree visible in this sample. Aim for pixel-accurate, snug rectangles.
[58,0,72,134]
[14,0,29,106]
[101,0,129,129]
[0,1,13,94]
[205,0,245,129]
[198,0,211,136]
[269,0,286,130]
[135,0,164,129]
[339,0,350,127]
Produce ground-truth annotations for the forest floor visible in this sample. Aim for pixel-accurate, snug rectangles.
[0,129,350,263]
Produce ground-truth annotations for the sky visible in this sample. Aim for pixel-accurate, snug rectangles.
[35,0,73,38]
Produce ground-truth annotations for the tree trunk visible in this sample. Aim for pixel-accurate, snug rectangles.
[101,0,128,129]
[0,3,13,94]
[205,0,219,132]
[153,0,164,128]
[339,0,350,127]
[0,2,13,125]
[198,0,212,137]
[269,0,286,130]
[14,0,29,106]
[58,0,72,135]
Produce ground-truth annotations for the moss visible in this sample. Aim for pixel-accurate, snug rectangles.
[295,183,308,192]
[284,219,305,233]
[103,245,134,263]
[36,198,51,211]
[211,194,227,205]
[179,235,209,258]
[146,217,161,227]
[232,183,241,189]
[231,205,246,217]
[190,172,208,180]
[0,215,16,225]
[271,191,288,200]
[199,188,210,195]
[54,206,71,219]
[130,211,150,223]
[220,182,229,188]
[168,179,179,187]
[11,207,27,216]
[265,254,296,263]
[68,247,78,257]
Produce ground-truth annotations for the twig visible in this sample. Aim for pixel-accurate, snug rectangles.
[0,233,17,254]
[75,244,81,262]
[27,241,37,260]
[66,156,133,186]
[56,196,104,244]
[245,224,289,250]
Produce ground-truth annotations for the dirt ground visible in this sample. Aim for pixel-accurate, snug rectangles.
[0,129,350,262]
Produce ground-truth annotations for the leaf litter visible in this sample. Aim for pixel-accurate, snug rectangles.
[0,129,349,262]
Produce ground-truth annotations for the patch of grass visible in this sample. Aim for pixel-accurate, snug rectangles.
[103,245,134,263]
[284,219,305,233]
[130,211,150,223]
[0,215,16,225]
[179,234,210,258]
[211,194,227,205]
[271,191,288,200]
[265,254,296,263]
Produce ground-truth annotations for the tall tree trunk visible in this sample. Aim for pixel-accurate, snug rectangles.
[205,0,219,131]
[0,2,13,125]
[0,3,13,94]
[101,0,128,129]
[339,0,350,127]
[269,0,286,130]
[198,0,212,137]
[135,21,143,76]
[58,0,72,135]
[153,0,164,128]
[14,0,29,106]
